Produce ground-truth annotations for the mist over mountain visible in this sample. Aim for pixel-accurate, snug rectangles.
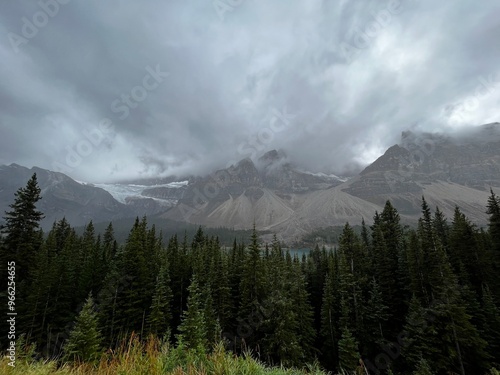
[2,124,499,241]
[1,1,500,182]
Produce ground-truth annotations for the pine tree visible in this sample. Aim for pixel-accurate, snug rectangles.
[261,238,309,366]
[177,274,207,353]
[63,293,103,363]
[402,295,438,371]
[113,217,153,338]
[305,243,329,355]
[372,201,405,335]
[1,173,44,282]
[480,285,500,363]
[413,358,434,375]
[448,206,486,292]
[77,221,102,300]
[338,326,360,373]
[211,250,232,334]
[416,199,489,374]
[320,255,340,369]
[102,222,117,270]
[486,189,500,298]
[96,254,123,346]
[238,224,266,349]
[338,224,362,335]
[289,260,316,364]
[147,265,173,338]
[363,278,389,352]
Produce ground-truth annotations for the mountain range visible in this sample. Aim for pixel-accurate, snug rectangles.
[1,123,499,242]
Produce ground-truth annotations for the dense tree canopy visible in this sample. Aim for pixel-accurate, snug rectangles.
[1,177,499,374]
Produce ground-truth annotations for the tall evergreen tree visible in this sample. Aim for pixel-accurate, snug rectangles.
[486,189,500,298]
[338,326,360,373]
[238,224,266,350]
[402,295,438,371]
[177,274,207,353]
[417,198,489,374]
[113,217,154,339]
[147,264,173,338]
[372,201,405,335]
[1,173,44,282]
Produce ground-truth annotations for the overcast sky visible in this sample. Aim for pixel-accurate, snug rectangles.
[1,0,499,182]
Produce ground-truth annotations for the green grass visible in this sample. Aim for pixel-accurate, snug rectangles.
[1,336,329,375]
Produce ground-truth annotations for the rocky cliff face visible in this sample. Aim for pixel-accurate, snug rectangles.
[342,123,500,219]
[174,150,345,211]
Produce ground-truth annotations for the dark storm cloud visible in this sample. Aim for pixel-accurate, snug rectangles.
[0,0,499,182]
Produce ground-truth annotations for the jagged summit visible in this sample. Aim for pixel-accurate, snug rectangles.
[258,149,287,165]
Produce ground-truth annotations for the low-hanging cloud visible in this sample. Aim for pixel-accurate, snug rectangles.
[0,0,499,182]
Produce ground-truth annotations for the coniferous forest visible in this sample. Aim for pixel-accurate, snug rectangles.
[1,174,500,375]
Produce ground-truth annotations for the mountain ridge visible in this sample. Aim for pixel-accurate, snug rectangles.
[2,124,499,240]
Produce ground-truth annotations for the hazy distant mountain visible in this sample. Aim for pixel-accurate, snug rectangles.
[161,149,379,241]
[2,123,499,241]
[162,124,500,240]
[0,164,131,229]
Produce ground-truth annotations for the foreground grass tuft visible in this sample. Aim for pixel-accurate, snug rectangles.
[1,336,329,375]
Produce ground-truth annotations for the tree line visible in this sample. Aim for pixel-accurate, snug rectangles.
[1,174,500,374]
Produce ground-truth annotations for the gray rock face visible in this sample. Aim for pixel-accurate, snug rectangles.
[166,126,500,239]
[124,196,174,216]
[141,186,186,201]
[176,150,345,210]
[343,123,500,217]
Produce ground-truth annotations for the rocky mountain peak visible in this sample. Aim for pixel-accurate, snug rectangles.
[258,149,286,165]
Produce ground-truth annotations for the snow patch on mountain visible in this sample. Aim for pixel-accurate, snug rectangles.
[300,171,349,182]
[94,181,188,203]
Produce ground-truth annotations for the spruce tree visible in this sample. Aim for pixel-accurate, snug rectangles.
[402,295,438,371]
[363,278,389,352]
[1,173,44,282]
[211,251,232,334]
[338,326,360,373]
[413,358,434,375]
[63,293,103,363]
[177,274,207,353]
[372,201,405,335]
[417,199,489,374]
[261,238,305,366]
[320,255,340,369]
[289,260,316,364]
[486,189,500,298]
[113,217,153,338]
[238,224,266,349]
[480,285,500,363]
[147,265,173,338]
